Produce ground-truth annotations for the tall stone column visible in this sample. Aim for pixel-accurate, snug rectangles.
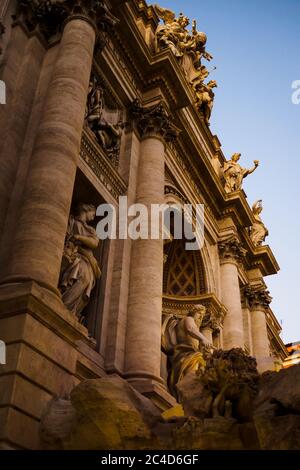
[219,236,246,349]
[124,102,178,392]
[245,284,274,372]
[1,1,117,294]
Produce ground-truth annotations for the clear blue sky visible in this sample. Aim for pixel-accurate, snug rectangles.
[158,0,300,343]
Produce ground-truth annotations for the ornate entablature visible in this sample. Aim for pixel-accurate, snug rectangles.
[154,4,217,125]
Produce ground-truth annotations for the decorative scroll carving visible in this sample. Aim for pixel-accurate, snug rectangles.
[85,74,125,164]
[59,203,101,323]
[130,99,180,142]
[154,5,217,124]
[250,200,269,246]
[13,0,118,42]
[243,284,272,310]
[218,235,247,263]
[223,153,259,193]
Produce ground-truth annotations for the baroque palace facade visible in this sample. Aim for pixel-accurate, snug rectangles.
[0,0,287,449]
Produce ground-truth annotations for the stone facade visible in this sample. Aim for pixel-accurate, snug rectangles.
[0,0,287,449]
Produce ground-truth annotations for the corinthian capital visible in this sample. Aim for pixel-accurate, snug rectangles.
[14,0,118,40]
[243,284,272,310]
[130,99,180,142]
[218,235,247,263]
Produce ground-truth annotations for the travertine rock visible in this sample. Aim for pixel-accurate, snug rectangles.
[59,376,160,450]
[254,364,300,449]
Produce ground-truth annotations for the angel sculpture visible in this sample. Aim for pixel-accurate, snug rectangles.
[154,5,190,57]
[250,200,269,246]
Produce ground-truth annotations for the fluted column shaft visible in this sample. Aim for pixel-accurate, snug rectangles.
[247,285,274,372]
[2,17,95,293]
[124,102,177,384]
[125,134,165,382]
[219,237,246,349]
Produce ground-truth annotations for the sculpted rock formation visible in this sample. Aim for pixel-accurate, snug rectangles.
[223,153,259,193]
[59,203,101,322]
[39,364,300,450]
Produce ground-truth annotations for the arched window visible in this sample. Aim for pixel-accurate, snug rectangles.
[163,239,206,296]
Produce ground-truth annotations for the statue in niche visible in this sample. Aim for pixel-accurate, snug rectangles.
[59,203,101,322]
[162,305,213,398]
[250,200,269,246]
[195,79,217,124]
[85,76,124,161]
[223,153,259,193]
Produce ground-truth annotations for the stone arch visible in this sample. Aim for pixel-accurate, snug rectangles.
[163,188,215,296]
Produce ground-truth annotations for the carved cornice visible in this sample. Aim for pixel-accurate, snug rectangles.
[218,235,247,264]
[13,0,118,42]
[243,284,272,311]
[130,99,180,142]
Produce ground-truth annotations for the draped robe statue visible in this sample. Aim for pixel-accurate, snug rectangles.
[223,153,259,193]
[250,200,269,246]
[59,204,101,322]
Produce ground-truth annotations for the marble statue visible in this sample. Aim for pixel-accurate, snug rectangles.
[162,305,213,398]
[59,203,101,322]
[155,5,216,124]
[250,200,269,246]
[85,76,124,159]
[195,79,217,124]
[223,153,259,193]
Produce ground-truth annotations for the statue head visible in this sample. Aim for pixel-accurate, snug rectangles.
[178,12,189,28]
[207,80,217,89]
[196,31,207,45]
[231,152,241,162]
[77,203,96,222]
[188,304,206,328]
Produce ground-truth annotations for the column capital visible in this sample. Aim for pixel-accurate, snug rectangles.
[218,235,247,264]
[13,0,118,41]
[130,99,180,143]
[243,284,272,311]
